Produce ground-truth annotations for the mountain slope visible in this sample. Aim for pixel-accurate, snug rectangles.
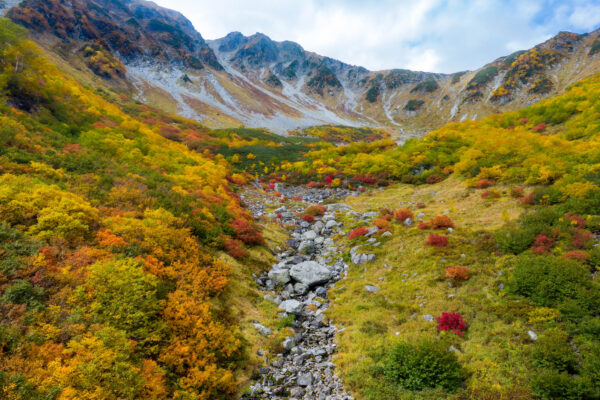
[5,0,600,136]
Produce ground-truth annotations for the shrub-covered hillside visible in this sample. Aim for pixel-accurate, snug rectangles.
[0,19,271,399]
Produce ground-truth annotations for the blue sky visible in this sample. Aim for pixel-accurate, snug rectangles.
[154,0,600,73]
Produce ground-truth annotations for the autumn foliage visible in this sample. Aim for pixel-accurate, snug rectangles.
[349,227,370,239]
[437,312,468,337]
[426,234,449,247]
[429,216,455,229]
[445,266,470,280]
[394,208,414,222]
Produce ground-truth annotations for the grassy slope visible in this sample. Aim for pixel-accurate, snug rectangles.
[328,179,534,399]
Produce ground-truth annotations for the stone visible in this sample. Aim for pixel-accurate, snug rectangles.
[294,282,309,294]
[280,299,303,314]
[290,387,305,397]
[268,269,290,285]
[297,372,313,387]
[528,330,538,341]
[303,230,317,240]
[313,221,325,233]
[282,337,295,352]
[423,314,435,322]
[382,231,392,236]
[298,240,314,254]
[364,227,379,237]
[325,220,337,229]
[290,261,332,287]
[315,286,328,298]
[287,239,300,249]
[404,218,413,226]
[417,212,426,218]
[253,323,272,336]
[364,285,379,293]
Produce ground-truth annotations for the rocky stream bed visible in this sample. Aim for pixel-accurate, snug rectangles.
[240,185,365,400]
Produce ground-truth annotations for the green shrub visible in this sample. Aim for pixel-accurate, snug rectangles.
[530,370,594,400]
[466,66,498,90]
[404,99,425,112]
[507,255,600,319]
[365,86,380,103]
[531,329,578,372]
[496,225,536,254]
[1,280,45,308]
[383,339,463,392]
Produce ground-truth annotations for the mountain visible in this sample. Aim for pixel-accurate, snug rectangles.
[4,0,600,136]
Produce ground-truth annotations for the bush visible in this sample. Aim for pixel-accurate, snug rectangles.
[426,174,443,184]
[530,370,594,400]
[383,340,463,392]
[231,218,265,245]
[302,214,315,223]
[429,216,454,229]
[563,250,591,263]
[349,227,370,240]
[375,218,390,230]
[507,255,600,319]
[481,190,501,199]
[394,209,414,222]
[475,179,494,189]
[531,329,578,373]
[304,204,326,217]
[511,187,525,198]
[418,222,430,229]
[531,233,556,254]
[496,225,537,254]
[426,234,449,247]
[223,238,247,260]
[445,266,470,280]
[436,312,468,336]
[417,202,427,209]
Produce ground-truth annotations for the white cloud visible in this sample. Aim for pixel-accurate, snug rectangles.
[153,0,600,73]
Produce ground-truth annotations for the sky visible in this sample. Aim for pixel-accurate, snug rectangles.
[154,0,600,73]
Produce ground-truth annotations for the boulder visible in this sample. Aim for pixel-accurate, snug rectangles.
[280,299,303,314]
[364,285,380,293]
[253,323,272,336]
[297,372,313,387]
[290,261,332,287]
[302,230,317,240]
[268,269,290,285]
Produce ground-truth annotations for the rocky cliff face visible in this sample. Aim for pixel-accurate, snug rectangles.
[5,0,600,136]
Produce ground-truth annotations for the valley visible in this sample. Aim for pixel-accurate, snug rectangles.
[1,1,600,400]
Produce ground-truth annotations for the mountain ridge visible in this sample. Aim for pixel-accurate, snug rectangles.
[4,0,600,136]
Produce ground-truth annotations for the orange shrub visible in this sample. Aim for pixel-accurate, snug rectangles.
[416,202,427,209]
[481,190,501,199]
[429,215,455,229]
[305,204,326,216]
[394,208,414,222]
[418,222,430,229]
[375,218,390,230]
[445,265,470,280]
[519,193,535,205]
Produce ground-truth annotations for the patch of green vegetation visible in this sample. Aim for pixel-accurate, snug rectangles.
[265,72,282,88]
[466,66,498,90]
[307,64,342,95]
[504,50,527,67]
[590,37,600,56]
[411,77,439,93]
[365,86,380,103]
[404,99,425,111]
[451,71,466,84]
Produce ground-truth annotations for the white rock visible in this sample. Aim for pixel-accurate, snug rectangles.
[280,299,303,314]
[290,261,332,287]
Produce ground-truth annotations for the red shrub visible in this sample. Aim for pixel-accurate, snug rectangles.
[307,181,318,188]
[531,233,555,254]
[268,183,276,190]
[426,234,449,247]
[566,213,587,228]
[445,266,470,280]
[231,219,265,246]
[475,179,494,189]
[563,250,591,263]
[532,122,548,133]
[394,208,414,222]
[426,174,443,184]
[429,215,455,229]
[305,204,326,217]
[418,222,430,229]
[519,192,535,205]
[302,214,315,223]
[223,238,248,260]
[437,311,467,337]
[510,187,525,198]
[416,202,427,209]
[276,213,283,219]
[481,190,501,199]
[349,227,370,240]
[291,196,302,201]
[572,229,593,249]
